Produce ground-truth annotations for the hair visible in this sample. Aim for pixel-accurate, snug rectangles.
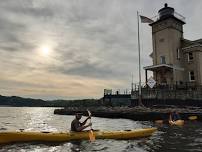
[75,112,83,115]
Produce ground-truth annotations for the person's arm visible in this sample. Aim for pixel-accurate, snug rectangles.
[81,116,91,126]
[75,122,92,131]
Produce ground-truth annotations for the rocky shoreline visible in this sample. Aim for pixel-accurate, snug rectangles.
[54,106,202,122]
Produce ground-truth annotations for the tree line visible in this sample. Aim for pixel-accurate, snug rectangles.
[0,95,102,107]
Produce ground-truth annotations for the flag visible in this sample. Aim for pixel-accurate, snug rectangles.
[140,15,154,23]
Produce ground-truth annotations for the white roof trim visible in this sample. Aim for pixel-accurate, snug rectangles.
[144,64,184,71]
[144,64,173,70]
[182,44,202,51]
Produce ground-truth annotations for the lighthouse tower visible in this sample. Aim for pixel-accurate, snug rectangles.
[144,3,185,85]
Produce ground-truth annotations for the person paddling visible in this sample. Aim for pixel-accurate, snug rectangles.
[71,112,92,132]
[169,111,181,122]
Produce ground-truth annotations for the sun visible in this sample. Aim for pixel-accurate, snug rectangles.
[41,47,50,55]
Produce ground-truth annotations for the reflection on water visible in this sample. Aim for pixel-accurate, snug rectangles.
[0,107,202,152]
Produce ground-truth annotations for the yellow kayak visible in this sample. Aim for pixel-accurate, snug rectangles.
[188,116,197,120]
[0,128,157,144]
[169,120,184,126]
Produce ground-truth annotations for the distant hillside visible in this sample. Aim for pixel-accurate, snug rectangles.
[0,95,102,107]
[0,95,49,107]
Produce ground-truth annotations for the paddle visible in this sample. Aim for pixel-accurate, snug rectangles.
[87,110,95,141]
[188,115,197,120]
[154,120,164,124]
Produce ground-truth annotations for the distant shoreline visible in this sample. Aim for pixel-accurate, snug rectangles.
[0,95,101,107]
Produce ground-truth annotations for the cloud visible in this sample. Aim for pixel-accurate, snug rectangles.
[0,0,201,99]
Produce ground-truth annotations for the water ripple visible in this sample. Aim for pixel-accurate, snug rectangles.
[0,107,202,152]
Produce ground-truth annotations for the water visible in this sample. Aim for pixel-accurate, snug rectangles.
[0,107,202,152]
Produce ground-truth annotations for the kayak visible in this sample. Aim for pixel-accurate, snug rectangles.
[0,128,157,144]
[188,116,197,120]
[169,120,184,126]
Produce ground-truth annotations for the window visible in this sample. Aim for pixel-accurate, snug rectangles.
[177,48,180,59]
[160,56,166,64]
[188,52,193,62]
[189,71,195,81]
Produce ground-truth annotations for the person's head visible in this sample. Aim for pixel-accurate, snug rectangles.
[75,112,83,120]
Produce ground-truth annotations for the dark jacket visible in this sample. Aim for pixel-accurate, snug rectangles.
[171,113,181,121]
[71,119,81,131]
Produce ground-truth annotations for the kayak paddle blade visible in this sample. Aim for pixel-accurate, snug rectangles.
[155,120,163,124]
[89,130,95,142]
[188,116,197,120]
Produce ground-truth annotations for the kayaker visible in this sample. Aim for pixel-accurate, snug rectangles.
[71,112,92,132]
[169,111,181,121]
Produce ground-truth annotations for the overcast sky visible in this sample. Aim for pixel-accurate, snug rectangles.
[0,0,202,100]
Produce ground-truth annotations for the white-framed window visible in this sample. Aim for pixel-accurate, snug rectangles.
[189,71,195,81]
[177,48,180,60]
[188,52,193,62]
[160,56,166,64]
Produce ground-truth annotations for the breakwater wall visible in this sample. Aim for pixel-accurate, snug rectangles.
[103,88,202,106]
[54,106,202,122]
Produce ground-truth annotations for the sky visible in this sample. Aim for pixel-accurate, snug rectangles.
[0,0,202,100]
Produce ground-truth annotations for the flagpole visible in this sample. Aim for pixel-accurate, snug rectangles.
[131,73,134,92]
[137,11,143,106]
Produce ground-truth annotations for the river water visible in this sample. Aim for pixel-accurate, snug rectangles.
[0,107,202,152]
